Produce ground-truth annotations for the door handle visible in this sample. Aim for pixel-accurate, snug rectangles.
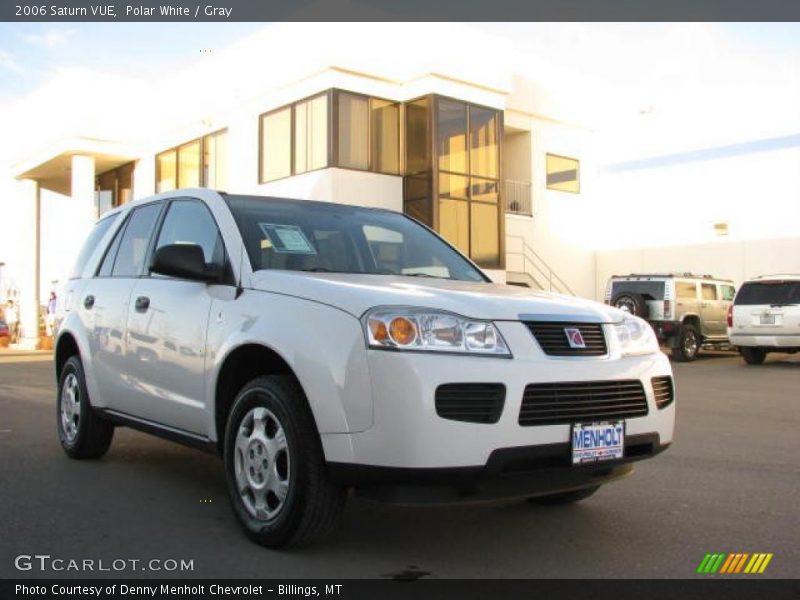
[135,296,150,312]
[83,295,95,310]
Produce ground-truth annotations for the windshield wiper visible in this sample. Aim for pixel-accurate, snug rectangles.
[401,272,452,280]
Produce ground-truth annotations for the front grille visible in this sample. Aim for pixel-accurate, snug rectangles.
[435,383,505,424]
[525,321,607,356]
[652,376,674,409]
[519,380,649,426]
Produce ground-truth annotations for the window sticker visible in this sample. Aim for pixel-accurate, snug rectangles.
[258,223,317,254]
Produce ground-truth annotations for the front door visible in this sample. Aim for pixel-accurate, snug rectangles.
[122,198,229,435]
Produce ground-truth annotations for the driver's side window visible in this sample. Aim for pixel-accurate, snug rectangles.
[154,199,226,270]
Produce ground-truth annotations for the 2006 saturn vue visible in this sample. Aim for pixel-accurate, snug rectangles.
[55,190,675,548]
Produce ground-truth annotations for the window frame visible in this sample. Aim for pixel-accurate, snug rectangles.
[545,152,580,194]
[258,90,333,184]
[155,128,228,193]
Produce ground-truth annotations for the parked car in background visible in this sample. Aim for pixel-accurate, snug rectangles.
[55,190,675,548]
[728,274,800,365]
[605,273,736,362]
[0,319,9,347]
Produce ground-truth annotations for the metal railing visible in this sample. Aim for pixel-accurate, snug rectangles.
[504,180,533,216]
[506,234,575,295]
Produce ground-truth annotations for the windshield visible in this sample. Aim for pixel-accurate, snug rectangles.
[735,281,800,305]
[224,195,487,282]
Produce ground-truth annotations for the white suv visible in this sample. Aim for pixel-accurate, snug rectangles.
[55,190,675,548]
[729,274,800,364]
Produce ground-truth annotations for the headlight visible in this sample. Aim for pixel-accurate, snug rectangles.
[614,314,659,356]
[364,307,511,357]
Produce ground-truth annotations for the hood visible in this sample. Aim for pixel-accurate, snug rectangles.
[249,271,625,323]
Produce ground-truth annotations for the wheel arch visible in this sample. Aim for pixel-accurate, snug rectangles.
[213,343,309,454]
[55,331,81,380]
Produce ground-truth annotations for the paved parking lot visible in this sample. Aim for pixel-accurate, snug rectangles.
[0,351,797,579]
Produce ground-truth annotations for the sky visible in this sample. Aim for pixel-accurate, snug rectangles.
[1,21,798,166]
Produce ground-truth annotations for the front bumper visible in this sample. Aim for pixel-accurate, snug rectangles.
[320,321,675,472]
[328,434,669,504]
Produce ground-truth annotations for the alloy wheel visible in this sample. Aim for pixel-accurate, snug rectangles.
[60,372,81,443]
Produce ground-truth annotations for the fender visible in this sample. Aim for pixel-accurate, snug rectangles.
[205,288,374,440]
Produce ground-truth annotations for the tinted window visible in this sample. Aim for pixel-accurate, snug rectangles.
[735,281,800,305]
[721,285,736,301]
[676,282,697,299]
[610,281,665,300]
[97,219,126,277]
[70,216,115,279]
[225,196,487,282]
[155,200,224,265]
[112,204,161,277]
[701,283,717,300]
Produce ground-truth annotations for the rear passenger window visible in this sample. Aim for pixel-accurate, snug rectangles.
[701,283,717,300]
[96,221,126,277]
[69,216,115,279]
[676,282,697,299]
[112,204,162,277]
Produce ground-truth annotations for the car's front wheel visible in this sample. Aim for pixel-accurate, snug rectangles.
[740,346,767,365]
[57,355,114,459]
[528,485,600,506]
[223,376,346,548]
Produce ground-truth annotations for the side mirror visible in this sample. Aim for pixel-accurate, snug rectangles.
[150,244,222,283]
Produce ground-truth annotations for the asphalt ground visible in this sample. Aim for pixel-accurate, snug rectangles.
[0,350,798,579]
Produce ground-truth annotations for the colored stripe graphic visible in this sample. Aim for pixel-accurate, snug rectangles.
[699,552,773,574]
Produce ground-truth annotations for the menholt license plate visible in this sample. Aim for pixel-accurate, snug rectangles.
[572,421,625,465]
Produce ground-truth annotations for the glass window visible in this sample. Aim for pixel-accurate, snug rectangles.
[224,195,486,282]
[204,130,228,190]
[156,150,177,193]
[70,216,116,279]
[294,95,328,174]
[721,285,736,301]
[676,282,697,299]
[177,140,201,188]
[406,97,431,175]
[97,220,126,277]
[438,199,469,256]
[701,283,718,300]
[155,200,225,265]
[337,92,369,170]
[469,106,498,179]
[261,108,292,182]
[370,99,399,174]
[546,154,580,193]
[470,202,499,266]
[735,281,800,305]
[437,99,468,174]
[112,203,162,278]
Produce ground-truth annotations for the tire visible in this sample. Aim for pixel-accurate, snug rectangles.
[740,347,766,365]
[611,292,649,318]
[57,355,114,459]
[671,323,700,362]
[223,375,346,548]
[528,485,600,506]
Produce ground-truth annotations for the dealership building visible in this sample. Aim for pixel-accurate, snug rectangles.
[1,23,798,347]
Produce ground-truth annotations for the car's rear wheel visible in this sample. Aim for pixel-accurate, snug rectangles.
[672,324,700,362]
[57,355,114,459]
[740,346,767,365]
[223,375,346,548]
[528,485,601,506]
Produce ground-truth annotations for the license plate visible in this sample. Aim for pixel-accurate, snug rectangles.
[760,314,775,325]
[572,421,624,465]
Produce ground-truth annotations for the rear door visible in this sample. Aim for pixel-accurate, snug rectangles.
[123,198,230,435]
[80,203,163,411]
[733,280,800,336]
[675,280,700,325]
[699,282,725,336]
